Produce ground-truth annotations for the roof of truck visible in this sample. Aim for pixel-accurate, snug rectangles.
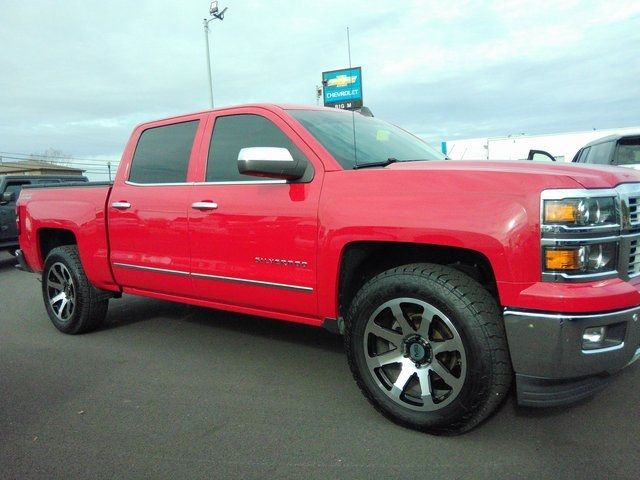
[584,132,640,147]
[138,104,347,126]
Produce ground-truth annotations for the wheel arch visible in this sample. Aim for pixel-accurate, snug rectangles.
[337,241,499,322]
[38,228,77,264]
[36,225,119,293]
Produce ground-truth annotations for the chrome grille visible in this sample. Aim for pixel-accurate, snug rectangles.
[629,237,640,277]
[620,186,640,280]
[629,196,640,226]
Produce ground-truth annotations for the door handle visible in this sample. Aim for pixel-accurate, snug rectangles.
[191,201,218,210]
[111,201,131,210]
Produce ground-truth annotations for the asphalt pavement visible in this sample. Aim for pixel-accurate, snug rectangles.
[1,250,639,479]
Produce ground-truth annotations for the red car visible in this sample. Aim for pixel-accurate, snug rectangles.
[16,104,640,434]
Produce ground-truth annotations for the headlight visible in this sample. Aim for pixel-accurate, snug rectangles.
[543,197,617,227]
[543,242,618,274]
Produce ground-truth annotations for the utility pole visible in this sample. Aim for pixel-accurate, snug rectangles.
[107,161,112,181]
[203,1,228,109]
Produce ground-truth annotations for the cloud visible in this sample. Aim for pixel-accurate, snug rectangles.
[0,0,638,171]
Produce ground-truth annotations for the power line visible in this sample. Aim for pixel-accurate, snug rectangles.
[0,150,119,164]
[0,154,120,168]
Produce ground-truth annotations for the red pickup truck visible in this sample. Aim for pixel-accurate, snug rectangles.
[16,104,640,434]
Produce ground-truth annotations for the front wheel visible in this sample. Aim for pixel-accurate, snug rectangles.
[345,263,512,435]
[42,245,109,334]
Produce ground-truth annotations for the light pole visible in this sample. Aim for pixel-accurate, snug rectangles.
[203,1,228,109]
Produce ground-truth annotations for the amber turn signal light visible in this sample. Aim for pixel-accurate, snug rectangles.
[544,248,582,271]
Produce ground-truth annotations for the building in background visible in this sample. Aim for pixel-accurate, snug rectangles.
[0,160,84,176]
[442,126,640,162]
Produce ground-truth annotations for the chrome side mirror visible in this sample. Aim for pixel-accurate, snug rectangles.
[237,147,307,180]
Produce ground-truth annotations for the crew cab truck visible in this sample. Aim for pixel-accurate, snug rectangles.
[16,105,640,434]
[0,175,88,254]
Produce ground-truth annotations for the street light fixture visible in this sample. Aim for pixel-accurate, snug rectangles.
[203,1,228,109]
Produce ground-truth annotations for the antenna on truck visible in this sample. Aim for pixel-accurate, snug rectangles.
[347,27,359,168]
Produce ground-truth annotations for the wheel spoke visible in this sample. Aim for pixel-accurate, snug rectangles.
[431,337,464,356]
[389,302,414,335]
[49,292,65,306]
[430,360,463,389]
[389,362,415,400]
[366,349,403,370]
[51,267,65,285]
[56,298,69,318]
[368,322,403,346]
[48,280,64,290]
[61,298,69,318]
[416,369,437,410]
[416,304,438,338]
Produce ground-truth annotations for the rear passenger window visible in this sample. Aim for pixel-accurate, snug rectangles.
[584,142,613,165]
[206,114,306,182]
[129,121,199,184]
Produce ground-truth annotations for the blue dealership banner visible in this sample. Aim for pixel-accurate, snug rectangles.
[322,67,363,110]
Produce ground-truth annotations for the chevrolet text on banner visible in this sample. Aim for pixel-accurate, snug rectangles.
[322,67,363,110]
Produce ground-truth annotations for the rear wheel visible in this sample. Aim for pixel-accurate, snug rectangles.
[345,263,512,435]
[42,245,108,334]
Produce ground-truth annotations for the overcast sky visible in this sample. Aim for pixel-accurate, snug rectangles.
[1,0,639,178]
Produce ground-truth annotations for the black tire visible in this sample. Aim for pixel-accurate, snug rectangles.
[42,245,109,334]
[345,263,512,435]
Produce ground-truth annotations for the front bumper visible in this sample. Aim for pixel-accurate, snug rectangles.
[504,307,640,407]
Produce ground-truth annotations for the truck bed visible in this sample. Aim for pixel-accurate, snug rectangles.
[17,182,118,292]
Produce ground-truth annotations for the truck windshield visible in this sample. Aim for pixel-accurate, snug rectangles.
[288,109,445,169]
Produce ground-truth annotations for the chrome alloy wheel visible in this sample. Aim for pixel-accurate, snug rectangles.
[363,297,467,411]
[46,262,76,322]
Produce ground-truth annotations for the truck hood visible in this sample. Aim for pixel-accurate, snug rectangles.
[385,160,640,189]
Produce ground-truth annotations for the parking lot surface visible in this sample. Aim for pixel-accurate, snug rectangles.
[1,251,639,479]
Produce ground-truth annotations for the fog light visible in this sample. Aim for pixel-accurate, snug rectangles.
[582,326,606,349]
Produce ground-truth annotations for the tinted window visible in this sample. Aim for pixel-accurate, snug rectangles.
[129,120,199,184]
[574,147,590,162]
[585,142,613,165]
[615,138,640,165]
[206,115,306,182]
[288,109,444,169]
[4,182,28,203]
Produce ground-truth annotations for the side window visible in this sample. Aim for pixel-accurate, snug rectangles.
[615,139,640,166]
[575,147,590,163]
[206,114,307,182]
[129,120,199,184]
[585,142,613,165]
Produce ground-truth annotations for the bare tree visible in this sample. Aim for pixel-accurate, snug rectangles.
[29,148,72,166]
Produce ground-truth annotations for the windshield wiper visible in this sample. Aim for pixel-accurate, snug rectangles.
[353,158,399,170]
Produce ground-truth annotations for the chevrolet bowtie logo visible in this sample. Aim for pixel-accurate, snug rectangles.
[326,75,358,88]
